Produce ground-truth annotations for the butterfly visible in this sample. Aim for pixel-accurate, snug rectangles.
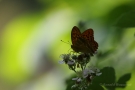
[71,26,98,56]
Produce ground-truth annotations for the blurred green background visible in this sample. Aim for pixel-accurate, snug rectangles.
[0,0,135,90]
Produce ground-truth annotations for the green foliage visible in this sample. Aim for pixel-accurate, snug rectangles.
[96,49,114,60]
[66,67,131,90]
[88,84,104,90]
[115,12,135,28]
[66,75,77,90]
[104,2,135,28]
[89,67,115,90]
[105,4,134,25]
[116,73,131,88]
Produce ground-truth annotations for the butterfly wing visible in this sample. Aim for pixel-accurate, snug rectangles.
[92,41,98,51]
[81,29,98,53]
[71,26,98,54]
[71,26,81,45]
[71,26,86,52]
[81,29,94,42]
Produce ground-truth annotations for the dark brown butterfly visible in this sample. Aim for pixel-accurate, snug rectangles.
[71,26,98,56]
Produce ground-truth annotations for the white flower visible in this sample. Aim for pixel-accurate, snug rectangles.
[58,60,64,64]
[77,78,82,82]
[83,69,90,78]
[96,72,102,76]
[89,66,102,76]
[90,75,93,79]
[71,84,78,88]
[67,60,75,65]
[89,69,95,73]
[72,77,78,80]
[72,77,82,82]
[83,66,102,78]
[59,54,71,64]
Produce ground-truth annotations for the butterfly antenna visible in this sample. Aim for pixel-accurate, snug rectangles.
[67,41,72,45]
[61,40,71,45]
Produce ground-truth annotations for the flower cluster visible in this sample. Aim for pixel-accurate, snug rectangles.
[72,66,102,90]
[59,52,102,90]
[60,53,90,72]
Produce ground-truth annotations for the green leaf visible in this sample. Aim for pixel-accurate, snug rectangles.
[66,75,76,90]
[92,67,116,90]
[65,67,118,90]
[88,83,104,90]
[105,4,134,25]
[115,12,135,28]
[116,73,131,88]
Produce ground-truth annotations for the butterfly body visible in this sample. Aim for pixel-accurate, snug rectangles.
[71,26,98,55]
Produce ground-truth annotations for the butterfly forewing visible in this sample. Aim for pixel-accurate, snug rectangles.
[81,29,94,42]
[71,26,81,45]
[93,41,98,51]
[81,29,98,52]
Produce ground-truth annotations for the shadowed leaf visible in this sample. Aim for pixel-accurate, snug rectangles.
[116,73,131,88]
[115,12,135,28]
[92,67,116,90]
